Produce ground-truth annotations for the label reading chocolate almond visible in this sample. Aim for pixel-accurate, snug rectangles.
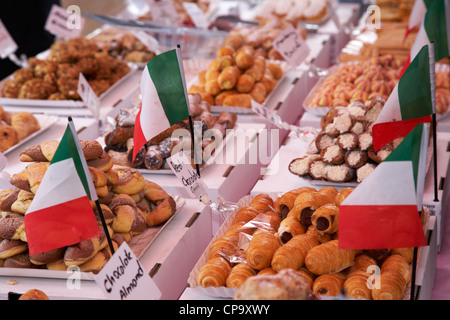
[95,242,161,300]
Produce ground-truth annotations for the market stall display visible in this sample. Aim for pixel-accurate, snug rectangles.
[189,188,421,300]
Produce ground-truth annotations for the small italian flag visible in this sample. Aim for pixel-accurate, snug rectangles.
[372,45,433,151]
[405,0,431,37]
[339,123,429,249]
[133,48,190,162]
[401,0,450,75]
[25,120,100,256]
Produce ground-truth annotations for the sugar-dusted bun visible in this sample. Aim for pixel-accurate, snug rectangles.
[111,166,145,195]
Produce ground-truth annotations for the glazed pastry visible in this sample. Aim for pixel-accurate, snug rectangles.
[226,263,256,288]
[271,233,319,272]
[276,216,305,243]
[249,194,274,213]
[380,254,411,284]
[372,270,407,300]
[289,155,321,177]
[334,188,354,206]
[197,256,232,287]
[274,187,316,218]
[312,272,345,296]
[305,240,357,275]
[245,231,281,270]
[288,191,333,228]
[310,204,339,234]
[232,206,259,225]
[343,270,372,300]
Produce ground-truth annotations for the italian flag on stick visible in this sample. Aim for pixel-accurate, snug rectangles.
[25,120,100,256]
[133,48,190,162]
[401,0,450,76]
[339,123,429,250]
[372,44,434,151]
[405,0,430,37]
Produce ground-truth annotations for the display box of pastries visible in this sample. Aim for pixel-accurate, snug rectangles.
[187,189,433,300]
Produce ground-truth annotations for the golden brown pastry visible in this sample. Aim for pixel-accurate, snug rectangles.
[0,239,28,259]
[257,267,277,276]
[245,231,280,270]
[380,254,411,284]
[10,190,35,215]
[334,187,354,206]
[208,237,238,261]
[218,66,241,90]
[0,189,20,212]
[146,197,176,227]
[29,247,66,266]
[273,187,316,218]
[111,166,145,195]
[222,93,252,108]
[226,263,256,288]
[10,112,40,141]
[197,256,232,287]
[305,240,357,275]
[288,191,333,228]
[0,123,19,152]
[389,247,414,264]
[276,216,305,243]
[271,233,319,272]
[310,204,339,234]
[249,193,274,213]
[372,270,407,300]
[343,270,372,300]
[18,289,49,300]
[312,272,345,296]
[232,206,259,225]
[64,236,102,267]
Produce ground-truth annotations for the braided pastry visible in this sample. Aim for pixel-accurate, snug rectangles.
[305,240,357,275]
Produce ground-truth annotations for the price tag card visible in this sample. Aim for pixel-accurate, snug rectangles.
[147,0,178,23]
[0,19,18,59]
[78,73,100,120]
[95,242,161,300]
[182,2,209,29]
[167,151,209,200]
[44,4,85,39]
[272,25,310,66]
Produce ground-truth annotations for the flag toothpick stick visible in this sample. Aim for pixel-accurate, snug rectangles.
[176,44,201,178]
[428,42,439,202]
[68,117,115,255]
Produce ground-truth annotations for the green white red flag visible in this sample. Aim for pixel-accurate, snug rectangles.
[406,0,430,36]
[24,121,100,256]
[401,0,450,76]
[372,45,434,151]
[339,123,429,250]
[132,48,190,162]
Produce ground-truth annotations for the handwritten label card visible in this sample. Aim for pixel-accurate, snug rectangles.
[167,151,209,200]
[95,242,161,300]
[78,73,100,120]
[0,19,18,59]
[272,25,310,66]
[44,4,85,39]
[251,100,287,129]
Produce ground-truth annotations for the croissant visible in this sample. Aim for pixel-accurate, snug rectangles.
[257,267,277,276]
[348,254,377,275]
[372,270,407,300]
[11,112,40,141]
[306,225,333,244]
[197,257,232,287]
[310,204,339,234]
[226,263,256,288]
[249,194,274,213]
[232,206,259,225]
[305,240,357,275]
[277,216,305,243]
[317,187,339,204]
[343,270,372,299]
[380,254,411,284]
[335,187,354,206]
[389,248,414,264]
[271,233,319,272]
[245,231,281,270]
[208,237,238,260]
[312,272,345,296]
[273,187,316,218]
[288,191,334,228]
